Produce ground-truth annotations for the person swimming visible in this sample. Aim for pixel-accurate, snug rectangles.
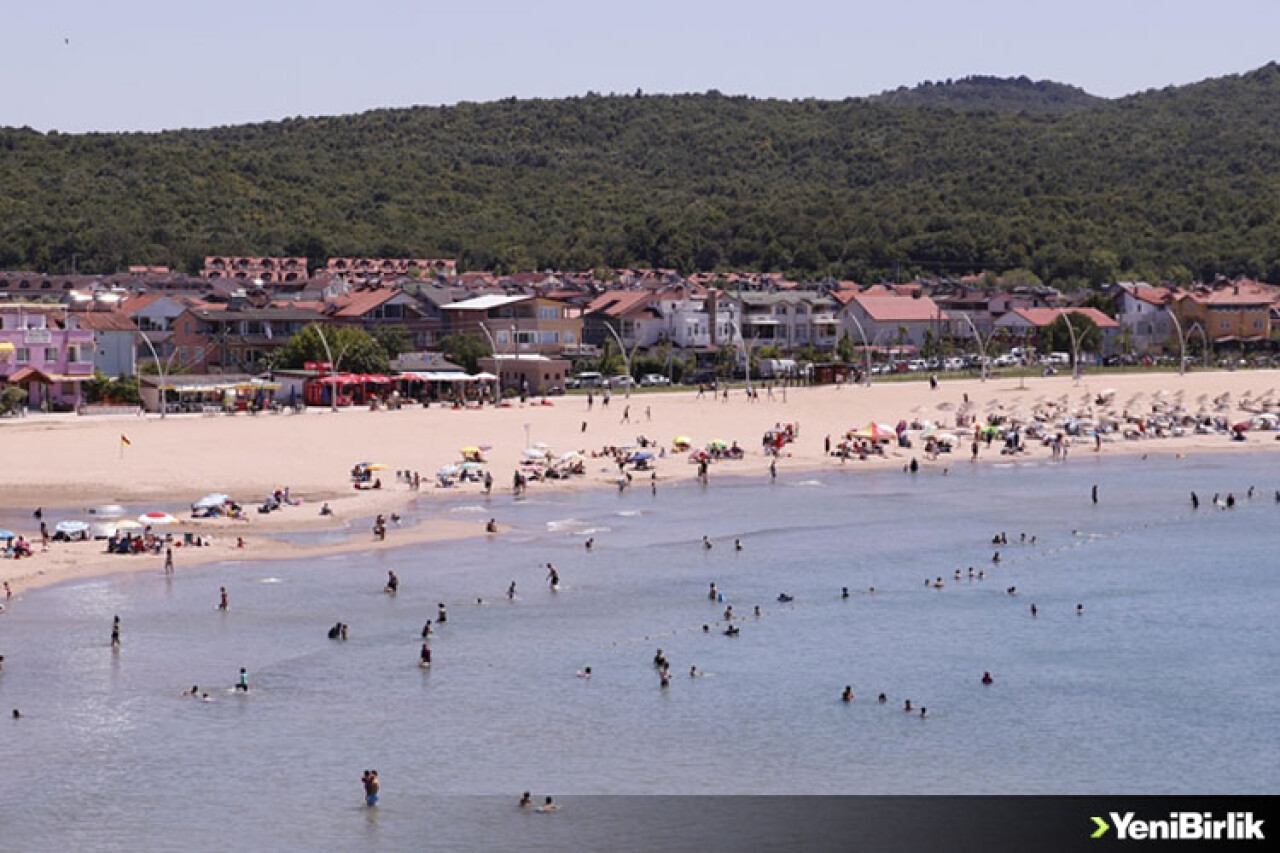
[328,622,342,640]
[724,625,739,636]
[508,581,517,600]
[841,686,853,702]
[585,538,594,551]
[903,699,912,712]
[421,619,433,638]
[537,796,559,813]
[690,666,700,678]
[519,792,533,808]
[877,693,887,704]
[735,539,743,551]
[660,671,671,688]
[708,582,718,600]
[437,603,447,624]
[1006,586,1018,595]
[753,605,761,618]
[577,667,591,678]
[702,536,713,550]
[1030,603,1038,617]
[653,649,667,669]
[182,685,200,697]
[776,593,793,603]
[841,587,850,599]
[723,605,734,620]
[920,707,927,718]
[982,671,993,685]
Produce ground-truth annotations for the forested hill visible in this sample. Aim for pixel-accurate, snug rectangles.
[1,63,1279,285]
[872,75,1104,113]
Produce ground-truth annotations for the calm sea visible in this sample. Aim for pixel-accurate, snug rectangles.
[1,452,1277,850]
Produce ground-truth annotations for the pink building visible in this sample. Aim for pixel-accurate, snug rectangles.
[0,305,95,411]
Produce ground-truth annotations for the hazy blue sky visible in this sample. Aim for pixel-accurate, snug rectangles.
[5,0,1276,132]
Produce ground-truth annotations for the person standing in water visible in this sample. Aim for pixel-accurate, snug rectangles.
[437,603,448,624]
[546,564,559,590]
[110,616,121,648]
[420,643,432,666]
[218,587,229,612]
[507,581,517,600]
[164,547,174,575]
[385,571,399,594]
[235,667,249,692]
[362,770,379,806]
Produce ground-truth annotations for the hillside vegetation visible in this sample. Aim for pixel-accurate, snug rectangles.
[1,64,1278,286]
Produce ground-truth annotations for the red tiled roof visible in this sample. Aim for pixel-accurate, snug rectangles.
[850,295,949,323]
[1009,307,1119,329]
[71,311,139,332]
[585,290,653,318]
[328,287,400,318]
[1131,287,1172,306]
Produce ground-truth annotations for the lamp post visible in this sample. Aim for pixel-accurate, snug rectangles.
[477,322,501,404]
[842,311,874,387]
[957,313,991,382]
[311,325,339,412]
[136,330,167,419]
[1061,313,1082,383]
[1166,307,1188,377]
[727,319,754,391]
[1188,322,1210,370]
[600,321,637,399]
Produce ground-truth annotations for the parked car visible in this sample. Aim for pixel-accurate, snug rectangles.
[611,374,636,389]
[640,373,671,387]
[574,371,604,388]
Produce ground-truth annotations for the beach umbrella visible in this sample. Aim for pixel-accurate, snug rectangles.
[138,512,178,525]
[673,435,692,446]
[459,446,482,456]
[852,422,893,442]
[459,461,483,472]
[559,451,584,463]
[364,463,390,471]
[55,520,90,536]
[532,442,549,451]
[706,439,728,450]
[522,448,546,460]
[192,493,231,510]
[115,520,144,531]
[631,451,655,462]
[0,529,15,540]
[90,504,127,519]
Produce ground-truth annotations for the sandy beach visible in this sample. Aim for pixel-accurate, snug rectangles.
[3,369,1278,595]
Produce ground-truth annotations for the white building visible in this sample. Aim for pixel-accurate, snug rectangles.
[1113,282,1173,354]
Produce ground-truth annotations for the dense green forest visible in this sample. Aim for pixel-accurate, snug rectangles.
[1,64,1278,287]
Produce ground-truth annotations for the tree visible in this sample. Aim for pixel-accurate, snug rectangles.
[370,325,413,359]
[1042,313,1101,358]
[836,331,855,364]
[0,386,27,415]
[435,333,491,373]
[274,324,390,374]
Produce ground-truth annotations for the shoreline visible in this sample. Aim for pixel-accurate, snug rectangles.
[4,370,1279,597]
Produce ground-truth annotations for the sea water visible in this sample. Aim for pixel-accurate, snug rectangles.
[1,453,1277,850]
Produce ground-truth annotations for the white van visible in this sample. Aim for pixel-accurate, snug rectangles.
[575,371,604,388]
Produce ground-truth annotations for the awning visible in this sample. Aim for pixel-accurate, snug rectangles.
[6,366,52,384]
[743,318,781,325]
[402,371,477,382]
[0,342,15,355]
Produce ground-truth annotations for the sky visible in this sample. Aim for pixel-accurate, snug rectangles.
[4,0,1277,133]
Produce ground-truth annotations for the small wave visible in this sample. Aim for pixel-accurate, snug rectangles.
[449,505,488,514]
[574,527,611,536]
[257,577,285,584]
[615,510,642,517]
[546,518,585,533]
[790,479,825,487]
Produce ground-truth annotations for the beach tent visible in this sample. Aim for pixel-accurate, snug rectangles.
[115,520,144,532]
[54,520,90,537]
[673,436,692,450]
[192,493,231,511]
[522,448,547,460]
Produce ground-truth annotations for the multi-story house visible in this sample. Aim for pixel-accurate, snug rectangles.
[1112,282,1174,354]
[326,257,457,280]
[839,293,953,351]
[69,310,139,378]
[0,305,95,410]
[171,301,325,373]
[203,257,309,283]
[439,294,581,356]
[736,292,841,350]
[1169,280,1275,347]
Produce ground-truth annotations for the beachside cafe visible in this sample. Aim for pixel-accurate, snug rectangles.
[303,372,396,407]
[138,374,282,413]
[396,370,497,404]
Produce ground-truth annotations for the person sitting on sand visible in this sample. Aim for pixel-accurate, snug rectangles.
[320,503,333,516]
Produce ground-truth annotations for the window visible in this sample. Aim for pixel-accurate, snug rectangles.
[177,347,188,365]
[1220,320,1230,331]
[45,348,58,362]
[16,347,29,362]
[538,306,560,320]
[193,347,204,365]
[496,331,509,344]
[564,332,575,344]
[62,382,75,394]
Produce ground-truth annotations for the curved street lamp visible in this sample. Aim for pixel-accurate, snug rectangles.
[842,311,874,388]
[1188,322,1210,369]
[726,319,756,391]
[600,321,638,399]
[311,325,339,412]
[136,330,168,419]
[477,322,501,404]
[957,313,992,382]
[1060,313,1082,383]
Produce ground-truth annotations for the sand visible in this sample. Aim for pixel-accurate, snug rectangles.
[2,369,1278,596]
